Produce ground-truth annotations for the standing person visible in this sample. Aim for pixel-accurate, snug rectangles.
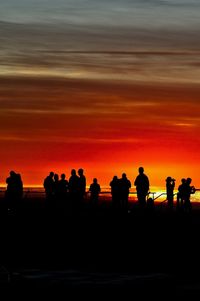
[43,172,55,201]
[119,173,131,212]
[185,178,196,212]
[78,168,86,203]
[89,178,101,209]
[68,169,80,211]
[6,171,17,203]
[15,173,23,210]
[58,173,69,201]
[110,176,120,211]
[53,173,59,200]
[177,178,187,209]
[134,167,149,208]
[6,171,23,210]
[166,177,175,210]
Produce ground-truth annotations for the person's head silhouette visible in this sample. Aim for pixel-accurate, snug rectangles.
[166,176,172,183]
[139,167,144,174]
[93,178,97,183]
[122,173,127,179]
[49,172,54,178]
[78,168,84,176]
[54,174,59,181]
[71,169,76,176]
[10,170,16,177]
[61,173,65,180]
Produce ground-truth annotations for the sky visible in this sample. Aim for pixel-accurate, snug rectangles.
[0,0,200,188]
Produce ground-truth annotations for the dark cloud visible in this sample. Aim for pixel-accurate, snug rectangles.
[0,18,200,84]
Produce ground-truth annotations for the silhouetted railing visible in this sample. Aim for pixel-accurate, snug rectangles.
[152,192,177,204]
[1,188,200,202]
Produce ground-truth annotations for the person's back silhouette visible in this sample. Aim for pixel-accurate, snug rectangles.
[110,176,120,210]
[43,172,54,201]
[58,173,69,201]
[6,171,16,201]
[16,173,23,195]
[119,173,131,212]
[134,167,149,207]
[166,177,175,210]
[69,169,80,210]
[53,173,59,199]
[185,178,195,212]
[6,171,23,210]
[177,178,187,209]
[78,168,86,202]
[89,178,101,207]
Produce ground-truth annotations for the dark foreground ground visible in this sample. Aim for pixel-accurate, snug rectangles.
[3,199,200,297]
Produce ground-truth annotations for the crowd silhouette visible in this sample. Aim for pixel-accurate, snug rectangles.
[5,166,197,214]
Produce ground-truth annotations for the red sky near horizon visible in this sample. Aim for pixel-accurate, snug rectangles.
[0,77,199,188]
[0,1,200,189]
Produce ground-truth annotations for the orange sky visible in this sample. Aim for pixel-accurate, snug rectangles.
[0,76,199,188]
[0,2,200,189]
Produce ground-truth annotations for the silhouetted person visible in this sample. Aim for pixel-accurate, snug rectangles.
[177,178,187,209]
[89,178,101,207]
[58,173,69,201]
[185,178,195,212]
[78,168,86,203]
[53,173,59,200]
[110,176,120,210]
[119,173,131,212]
[6,171,23,210]
[6,171,16,198]
[6,171,16,204]
[166,177,175,210]
[43,172,54,201]
[15,173,23,200]
[68,169,80,210]
[134,167,149,208]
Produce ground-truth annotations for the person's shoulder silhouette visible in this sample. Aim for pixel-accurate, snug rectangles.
[110,176,119,190]
[120,173,131,189]
[69,169,79,191]
[78,168,86,189]
[134,167,149,189]
[44,172,54,187]
[90,178,101,193]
